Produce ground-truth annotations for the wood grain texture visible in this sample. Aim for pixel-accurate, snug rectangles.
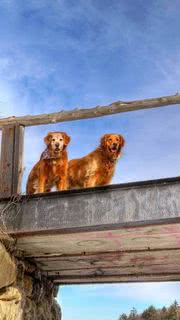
[35,249,180,271]
[2,177,180,232]
[0,126,15,197]
[1,177,180,283]
[16,223,180,283]
[52,274,180,284]
[0,94,179,127]
[15,223,180,257]
[12,125,24,194]
[0,125,24,198]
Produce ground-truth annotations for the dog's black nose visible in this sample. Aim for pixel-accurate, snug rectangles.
[113,143,117,147]
[55,143,59,148]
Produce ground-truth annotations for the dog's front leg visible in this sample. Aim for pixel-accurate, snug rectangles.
[56,177,67,191]
[83,176,97,188]
[38,177,46,193]
[38,171,46,193]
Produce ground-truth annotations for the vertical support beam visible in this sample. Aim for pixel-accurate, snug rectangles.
[0,125,24,198]
[0,126,15,198]
[12,125,24,195]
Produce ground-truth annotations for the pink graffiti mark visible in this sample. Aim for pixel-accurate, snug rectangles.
[173,233,180,247]
[163,224,180,233]
[162,225,180,246]
[105,231,122,246]
[76,224,180,248]
[87,231,122,246]
[130,255,156,265]
[82,230,123,245]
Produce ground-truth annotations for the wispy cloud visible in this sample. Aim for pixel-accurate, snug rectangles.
[0,0,180,117]
[0,1,180,319]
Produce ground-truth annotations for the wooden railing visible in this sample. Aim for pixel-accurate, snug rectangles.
[0,93,179,198]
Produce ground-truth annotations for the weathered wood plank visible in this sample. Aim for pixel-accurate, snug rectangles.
[35,248,180,271]
[45,263,180,277]
[2,177,180,233]
[0,94,179,127]
[1,177,180,283]
[36,248,180,283]
[12,125,24,194]
[14,223,180,257]
[0,125,24,198]
[53,274,180,284]
[0,126,15,197]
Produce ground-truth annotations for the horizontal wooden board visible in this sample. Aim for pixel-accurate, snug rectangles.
[1,177,180,283]
[16,223,180,257]
[0,94,179,127]
[15,223,180,283]
[35,249,180,271]
[32,248,180,283]
[53,274,180,284]
[45,264,180,277]
[2,176,180,233]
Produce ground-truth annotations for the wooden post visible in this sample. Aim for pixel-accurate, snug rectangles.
[0,126,15,198]
[12,125,24,195]
[0,125,24,198]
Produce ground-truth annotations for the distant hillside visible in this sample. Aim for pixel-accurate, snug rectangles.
[118,301,180,320]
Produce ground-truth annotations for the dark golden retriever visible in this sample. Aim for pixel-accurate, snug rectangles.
[68,133,125,189]
[26,132,70,194]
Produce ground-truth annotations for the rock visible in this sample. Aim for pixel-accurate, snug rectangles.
[0,242,16,289]
[0,243,61,320]
[0,286,23,320]
[23,276,33,298]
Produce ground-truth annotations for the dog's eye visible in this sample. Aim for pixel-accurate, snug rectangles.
[59,138,63,141]
[109,138,112,142]
[52,138,55,142]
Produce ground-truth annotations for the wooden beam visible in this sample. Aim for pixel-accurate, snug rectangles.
[2,176,180,233]
[45,264,180,277]
[0,93,179,128]
[52,273,180,284]
[35,248,180,271]
[0,177,179,283]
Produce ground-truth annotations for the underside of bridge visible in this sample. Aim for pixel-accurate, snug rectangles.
[1,176,180,284]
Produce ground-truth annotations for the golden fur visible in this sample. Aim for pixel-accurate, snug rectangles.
[68,133,125,189]
[26,132,70,194]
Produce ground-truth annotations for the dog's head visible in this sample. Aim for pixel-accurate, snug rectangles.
[44,132,71,156]
[101,133,125,159]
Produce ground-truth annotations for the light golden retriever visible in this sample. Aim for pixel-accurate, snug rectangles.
[26,132,70,194]
[68,133,125,189]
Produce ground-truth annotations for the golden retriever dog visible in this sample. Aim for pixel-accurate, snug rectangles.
[68,133,125,189]
[26,132,70,194]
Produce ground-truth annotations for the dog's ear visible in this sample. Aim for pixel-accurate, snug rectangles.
[118,135,125,147]
[100,134,109,149]
[62,132,71,146]
[44,133,52,145]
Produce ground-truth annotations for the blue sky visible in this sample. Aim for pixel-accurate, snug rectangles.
[59,283,180,320]
[0,0,180,319]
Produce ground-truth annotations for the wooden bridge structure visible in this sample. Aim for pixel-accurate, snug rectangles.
[0,94,180,284]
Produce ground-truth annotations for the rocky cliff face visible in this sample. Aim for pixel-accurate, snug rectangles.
[0,241,61,320]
